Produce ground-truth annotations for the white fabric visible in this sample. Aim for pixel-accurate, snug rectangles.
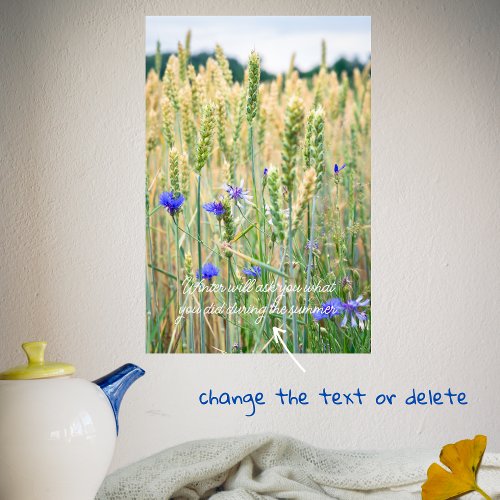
[96,434,500,499]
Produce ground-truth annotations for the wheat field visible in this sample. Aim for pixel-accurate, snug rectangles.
[146,34,371,354]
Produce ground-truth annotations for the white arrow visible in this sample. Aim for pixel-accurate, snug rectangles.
[272,327,306,373]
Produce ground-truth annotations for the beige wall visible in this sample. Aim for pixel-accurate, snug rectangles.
[1,0,499,472]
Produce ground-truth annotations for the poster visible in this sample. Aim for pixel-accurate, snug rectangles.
[145,16,371,353]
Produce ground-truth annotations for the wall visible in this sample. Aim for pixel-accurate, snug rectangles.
[1,0,499,472]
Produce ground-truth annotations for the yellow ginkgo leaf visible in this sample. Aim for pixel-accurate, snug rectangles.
[422,435,491,500]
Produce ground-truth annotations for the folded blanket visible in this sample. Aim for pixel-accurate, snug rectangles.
[96,434,500,499]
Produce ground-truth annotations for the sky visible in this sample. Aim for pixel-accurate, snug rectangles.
[146,16,371,74]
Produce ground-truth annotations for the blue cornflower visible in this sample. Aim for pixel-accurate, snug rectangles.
[242,265,261,278]
[223,180,252,205]
[263,167,269,176]
[203,201,225,219]
[312,298,343,322]
[340,295,370,328]
[306,239,319,251]
[159,191,185,216]
[311,309,329,321]
[334,163,346,175]
[196,262,219,282]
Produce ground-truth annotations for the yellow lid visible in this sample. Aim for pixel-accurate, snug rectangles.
[0,342,75,380]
